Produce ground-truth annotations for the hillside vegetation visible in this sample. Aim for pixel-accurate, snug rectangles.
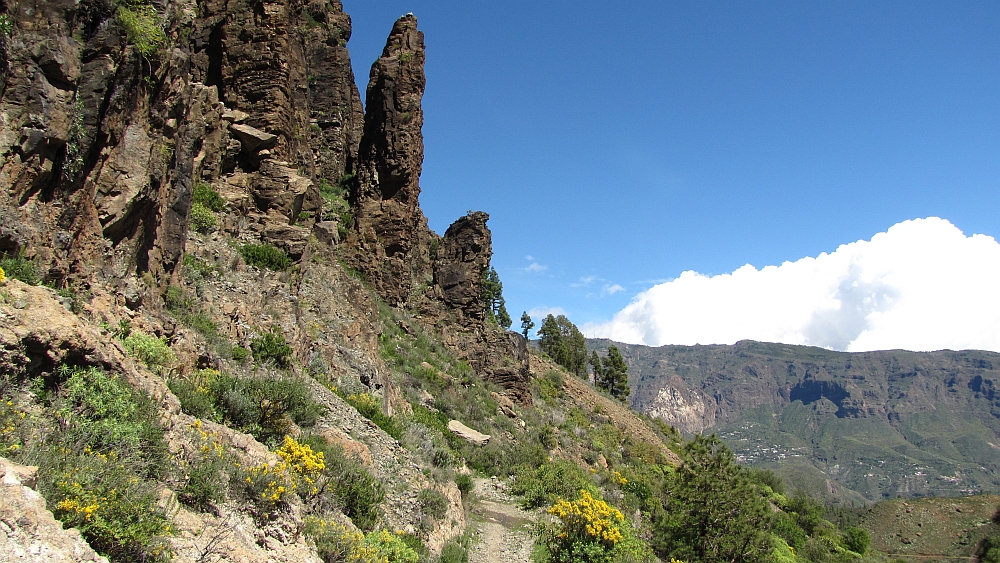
[589,339,1000,503]
[1,1,996,562]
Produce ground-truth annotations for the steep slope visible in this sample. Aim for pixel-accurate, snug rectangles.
[589,338,1000,502]
[0,3,684,561]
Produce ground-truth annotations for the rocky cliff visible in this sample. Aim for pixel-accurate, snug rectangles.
[590,338,1000,501]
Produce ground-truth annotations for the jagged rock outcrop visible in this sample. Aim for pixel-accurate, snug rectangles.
[435,211,491,321]
[0,0,362,288]
[341,17,530,400]
[346,14,433,305]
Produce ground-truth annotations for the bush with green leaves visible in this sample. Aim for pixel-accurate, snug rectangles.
[512,458,596,509]
[177,422,232,511]
[0,252,40,285]
[305,524,418,563]
[193,182,226,211]
[338,390,402,440]
[115,1,166,58]
[169,369,323,446]
[298,434,386,531]
[1,367,170,562]
[418,488,448,520]
[318,175,354,240]
[250,328,294,367]
[189,202,218,234]
[240,243,293,271]
[122,330,175,372]
[439,540,470,563]
[455,473,474,498]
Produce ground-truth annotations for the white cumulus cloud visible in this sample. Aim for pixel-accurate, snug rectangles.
[525,262,547,273]
[585,218,1000,352]
[604,284,625,295]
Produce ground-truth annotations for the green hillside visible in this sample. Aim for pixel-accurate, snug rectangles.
[588,339,1000,503]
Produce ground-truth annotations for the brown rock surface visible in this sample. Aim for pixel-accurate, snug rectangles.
[346,14,432,305]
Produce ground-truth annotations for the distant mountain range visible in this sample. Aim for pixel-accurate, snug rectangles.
[587,338,1000,504]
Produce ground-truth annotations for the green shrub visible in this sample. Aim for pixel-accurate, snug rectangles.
[116,2,166,58]
[0,252,40,285]
[439,540,469,563]
[212,374,322,446]
[318,176,354,240]
[189,202,218,234]
[304,525,419,563]
[339,391,403,440]
[299,435,385,531]
[418,488,448,520]
[240,243,293,271]
[842,526,870,555]
[231,345,251,361]
[361,530,419,563]
[167,369,221,420]
[122,331,175,372]
[178,424,231,511]
[512,459,596,509]
[455,473,474,497]
[170,369,323,446]
[250,328,294,367]
[304,517,365,563]
[3,367,170,562]
[192,183,226,212]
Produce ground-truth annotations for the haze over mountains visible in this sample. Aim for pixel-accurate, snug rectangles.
[588,338,1000,503]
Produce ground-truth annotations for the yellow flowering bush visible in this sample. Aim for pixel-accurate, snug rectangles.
[15,366,173,562]
[540,490,655,563]
[0,265,5,284]
[239,435,327,511]
[303,517,419,563]
[178,421,231,511]
[548,490,625,546]
[277,434,326,477]
[0,398,29,456]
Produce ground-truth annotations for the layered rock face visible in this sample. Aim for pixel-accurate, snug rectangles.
[343,17,530,399]
[0,0,362,286]
[346,14,432,305]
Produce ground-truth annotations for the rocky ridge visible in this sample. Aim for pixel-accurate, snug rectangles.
[589,338,1000,501]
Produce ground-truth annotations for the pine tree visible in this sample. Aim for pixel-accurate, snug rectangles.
[481,266,511,329]
[538,314,565,364]
[597,345,630,401]
[589,350,604,384]
[520,311,535,338]
[496,301,511,329]
[653,435,774,563]
[538,315,586,376]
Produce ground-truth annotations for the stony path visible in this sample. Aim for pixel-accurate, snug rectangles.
[467,478,537,563]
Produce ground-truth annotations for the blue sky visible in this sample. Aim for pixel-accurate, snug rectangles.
[342,1,1000,347]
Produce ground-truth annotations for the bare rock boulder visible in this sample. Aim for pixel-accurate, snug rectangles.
[447,420,491,446]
